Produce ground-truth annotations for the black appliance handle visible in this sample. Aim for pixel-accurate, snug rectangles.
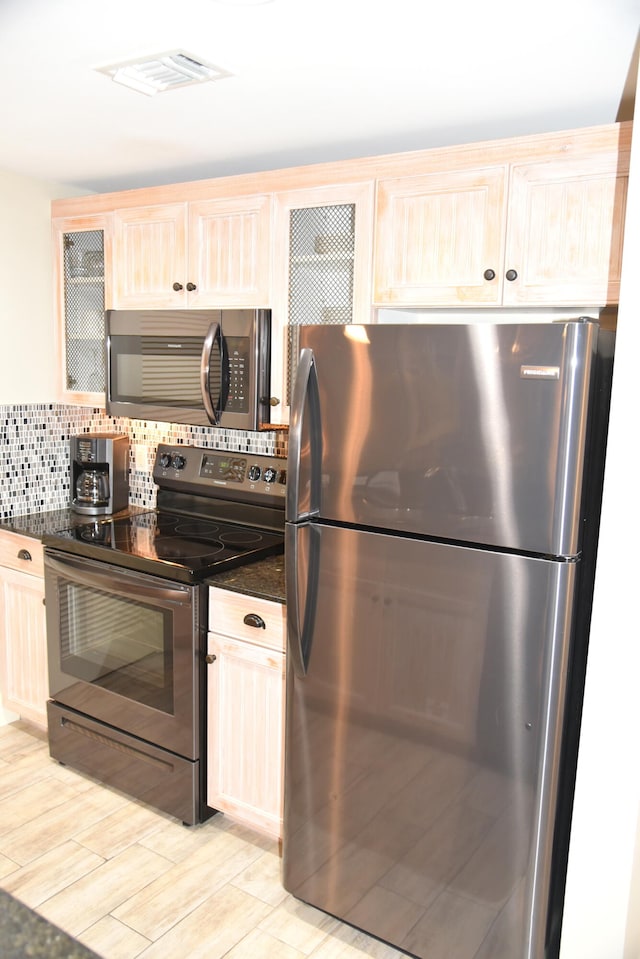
[44,551,191,607]
[285,522,319,678]
[201,322,220,424]
[201,323,230,425]
[286,347,322,523]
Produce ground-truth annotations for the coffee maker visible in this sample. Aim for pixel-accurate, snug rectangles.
[70,433,129,515]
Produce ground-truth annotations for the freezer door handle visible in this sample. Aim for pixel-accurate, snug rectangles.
[286,523,319,677]
[286,347,322,523]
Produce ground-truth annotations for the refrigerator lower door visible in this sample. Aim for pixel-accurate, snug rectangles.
[283,523,576,959]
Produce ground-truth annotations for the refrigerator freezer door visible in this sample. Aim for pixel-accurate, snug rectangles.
[283,522,576,959]
[295,321,597,556]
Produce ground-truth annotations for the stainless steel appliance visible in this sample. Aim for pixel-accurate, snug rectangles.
[44,444,286,825]
[283,320,614,959]
[70,433,129,515]
[106,308,273,429]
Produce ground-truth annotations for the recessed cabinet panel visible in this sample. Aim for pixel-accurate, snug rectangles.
[374,167,508,306]
[0,533,47,728]
[504,151,629,305]
[207,633,285,838]
[206,590,286,838]
[188,195,272,307]
[113,203,188,308]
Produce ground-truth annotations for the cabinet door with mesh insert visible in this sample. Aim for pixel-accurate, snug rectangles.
[53,214,111,406]
[272,183,374,424]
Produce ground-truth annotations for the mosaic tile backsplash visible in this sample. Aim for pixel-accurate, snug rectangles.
[0,404,288,520]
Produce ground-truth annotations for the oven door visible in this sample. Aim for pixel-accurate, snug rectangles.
[44,548,202,760]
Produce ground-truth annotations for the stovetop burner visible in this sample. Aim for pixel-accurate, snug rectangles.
[50,509,284,582]
[44,444,287,583]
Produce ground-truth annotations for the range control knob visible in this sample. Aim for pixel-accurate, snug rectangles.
[248,465,262,482]
[263,467,277,484]
[278,470,287,485]
[159,452,172,469]
[172,454,186,470]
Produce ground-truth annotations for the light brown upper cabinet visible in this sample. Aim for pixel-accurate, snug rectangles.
[374,166,508,306]
[112,195,272,309]
[503,151,628,305]
[374,133,630,308]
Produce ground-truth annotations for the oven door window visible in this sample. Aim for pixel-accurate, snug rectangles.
[59,581,173,712]
[45,550,199,760]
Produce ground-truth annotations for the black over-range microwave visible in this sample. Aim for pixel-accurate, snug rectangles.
[106,308,273,430]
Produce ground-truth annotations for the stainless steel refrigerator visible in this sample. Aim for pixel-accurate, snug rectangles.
[282,319,614,959]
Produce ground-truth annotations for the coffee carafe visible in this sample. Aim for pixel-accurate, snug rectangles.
[70,433,129,515]
[75,468,110,508]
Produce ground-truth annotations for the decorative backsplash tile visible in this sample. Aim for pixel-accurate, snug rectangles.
[0,404,288,520]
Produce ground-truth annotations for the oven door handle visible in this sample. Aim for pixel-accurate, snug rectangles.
[44,552,192,607]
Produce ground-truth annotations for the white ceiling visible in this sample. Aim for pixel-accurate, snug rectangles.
[0,0,637,194]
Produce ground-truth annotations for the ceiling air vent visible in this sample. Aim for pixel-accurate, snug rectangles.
[97,51,231,96]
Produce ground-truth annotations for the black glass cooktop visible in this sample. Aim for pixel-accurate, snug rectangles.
[44,510,284,583]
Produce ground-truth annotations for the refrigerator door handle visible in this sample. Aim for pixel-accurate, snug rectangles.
[286,522,319,678]
[286,347,322,523]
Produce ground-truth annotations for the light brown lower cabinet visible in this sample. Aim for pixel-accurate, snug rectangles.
[206,587,286,839]
[0,531,48,727]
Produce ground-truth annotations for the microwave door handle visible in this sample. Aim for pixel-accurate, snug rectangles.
[201,322,221,425]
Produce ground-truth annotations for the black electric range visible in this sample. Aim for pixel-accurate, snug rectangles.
[43,444,286,582]
[42,444,286,825]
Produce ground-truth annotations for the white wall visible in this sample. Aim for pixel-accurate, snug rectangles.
[0,169,87,404]
[559,77,640,959]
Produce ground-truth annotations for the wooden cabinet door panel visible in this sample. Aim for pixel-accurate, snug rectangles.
[0,567,48,727]
[188,195,272,307]
[504,151,629,306]
[113,203,188,308]
[206,633,284,838]
[374,167,508,306]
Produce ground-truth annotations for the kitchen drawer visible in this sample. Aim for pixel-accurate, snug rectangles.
[0,530,45,578]
[208,587,285,652]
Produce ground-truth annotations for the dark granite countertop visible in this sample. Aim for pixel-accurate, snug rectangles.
[206,552,286,604]
[0,889,99,959]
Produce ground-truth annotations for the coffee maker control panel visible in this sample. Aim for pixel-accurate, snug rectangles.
[75,437,100,463]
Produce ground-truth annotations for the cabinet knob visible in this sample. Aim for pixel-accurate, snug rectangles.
[205,653,217,664]
[172,282,184,291]
[186,282,197,292]
[483,269,496,281]
[269,397,280,407]
[243,613,266,629]
[505,269,518,281]
[17,548,32,562]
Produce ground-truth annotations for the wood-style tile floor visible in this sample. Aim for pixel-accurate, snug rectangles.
[0,721,406,959]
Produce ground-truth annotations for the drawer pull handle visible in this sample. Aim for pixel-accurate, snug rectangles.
[243,613,266,629]
[17,548,32,562]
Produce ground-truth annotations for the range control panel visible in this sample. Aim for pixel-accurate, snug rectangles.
[153,444,287,501]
